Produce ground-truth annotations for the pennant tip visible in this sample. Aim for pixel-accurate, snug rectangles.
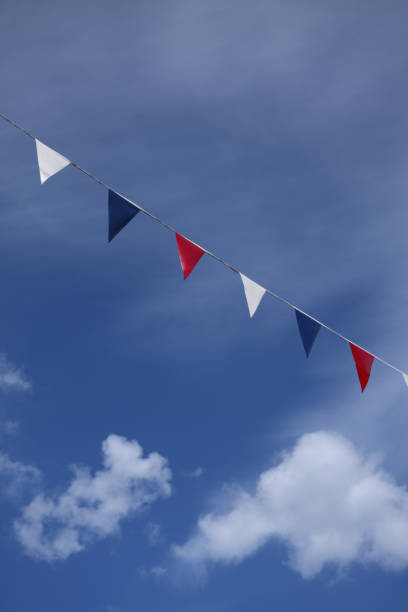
[359,375,369,392]
[305,345,314,358]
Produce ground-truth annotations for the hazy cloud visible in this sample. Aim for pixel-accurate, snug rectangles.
[0,354,31,392]
[0,452,41,499]
[185,467,205,479]
[145,521,163,546]
[2,421,20,436]
[138,565,168,580]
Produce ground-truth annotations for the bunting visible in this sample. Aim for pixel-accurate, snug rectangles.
[295,310,321,357]
[175,233,205,279]
[35,139,70,184]
[239,273,265,317]
[350,343,374,392]
[108,191,139,242]
[1,112,406,399]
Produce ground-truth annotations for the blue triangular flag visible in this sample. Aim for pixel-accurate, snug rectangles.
[295,310,321,357]
[108,191,139,242]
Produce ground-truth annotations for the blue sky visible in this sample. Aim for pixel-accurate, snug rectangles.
[2,1,408,610]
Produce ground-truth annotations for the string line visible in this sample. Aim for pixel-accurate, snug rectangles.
[0,112,405,377]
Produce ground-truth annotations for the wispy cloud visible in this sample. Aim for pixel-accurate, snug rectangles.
[0,354,31,392]
[2,420,20,436]
[0,452,41,499]
[145,521,164,546]
[185,467,205,479]
[174,431,408,579]
[137,565,168,580]
[14,434,172,561]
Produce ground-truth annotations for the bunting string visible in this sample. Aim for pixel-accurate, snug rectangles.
[1,112,406,390]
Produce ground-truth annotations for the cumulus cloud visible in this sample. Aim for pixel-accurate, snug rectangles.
[14,434,172,561]
[174,432,408,579]
[0,452,41,498]
[0,354,31,391]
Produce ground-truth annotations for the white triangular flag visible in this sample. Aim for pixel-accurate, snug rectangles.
[239,273,266,318]
[35,139,70,184]
[402,372,408,387]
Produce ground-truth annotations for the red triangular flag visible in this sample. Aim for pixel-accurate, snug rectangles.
[175,233,205,279]
[350,343,374,392]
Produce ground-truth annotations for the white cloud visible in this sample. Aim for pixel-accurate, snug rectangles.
[0,452,41,498]
[174,431,408,579]
[14,434,172,561]
[0,354,31,391]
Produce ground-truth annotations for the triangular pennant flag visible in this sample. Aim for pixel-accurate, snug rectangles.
[175,233,205,279]
[295,310,321,357]
[350,343,374,392]
[239,273,266,317]
[402,372,408,388]
[108,191,139,242]
[35,139,70,184]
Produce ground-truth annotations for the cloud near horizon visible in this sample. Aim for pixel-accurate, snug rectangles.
[174,431,408,579]
[14,434,172,561]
